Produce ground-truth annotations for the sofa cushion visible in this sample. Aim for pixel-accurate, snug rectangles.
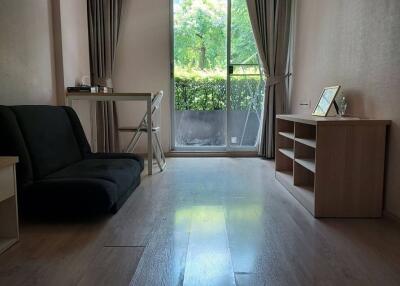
[47,158,142,194]
[11,106,83,179]
[24,178,119,213]
[87,153,145,171]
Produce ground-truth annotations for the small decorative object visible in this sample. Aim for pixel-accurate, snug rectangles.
[312,85,341,117]
[99,86,113,93]
[106,78,113,88]
[80,75,90,87]
[336,93,348,117]
[96,78,113,93]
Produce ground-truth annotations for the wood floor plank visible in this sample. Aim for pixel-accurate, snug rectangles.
[78,246,143,286]
[0,221,107,286]
[235,273,265,286]
[0,158,399,286]
[129,206,192,286]
[183,206,235,286]
[101,185,167,247]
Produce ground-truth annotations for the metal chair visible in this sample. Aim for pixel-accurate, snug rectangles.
[119,91,166,171]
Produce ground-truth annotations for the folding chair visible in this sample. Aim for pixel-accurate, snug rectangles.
[119,91,166,171]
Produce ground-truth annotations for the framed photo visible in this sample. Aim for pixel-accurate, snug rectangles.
[312,86,341,117]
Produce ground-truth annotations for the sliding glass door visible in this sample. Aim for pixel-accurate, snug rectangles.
[172,0,263,151]
[173,0,228,150]
[227,0,263,150]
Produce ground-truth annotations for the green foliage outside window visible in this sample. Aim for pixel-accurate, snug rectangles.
[174,0,263,111]
[174,67,264,111]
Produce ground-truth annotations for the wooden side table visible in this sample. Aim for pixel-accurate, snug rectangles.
[275,114,390,217]
[0,157,19,254]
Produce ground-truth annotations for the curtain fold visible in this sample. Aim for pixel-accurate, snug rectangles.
[87,0,123,152]
[247,0,292,158]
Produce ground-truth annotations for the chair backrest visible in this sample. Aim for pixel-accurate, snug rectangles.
[150,91,164,127]
[0,105,90,182]
[117,91,164,131]
[151,91,164,113]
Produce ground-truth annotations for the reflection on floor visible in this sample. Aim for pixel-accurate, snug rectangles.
[0,158,400,285]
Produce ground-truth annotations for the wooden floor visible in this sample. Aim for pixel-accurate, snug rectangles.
[0,158,400,286]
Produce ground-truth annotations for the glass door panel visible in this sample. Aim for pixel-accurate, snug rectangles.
[173,0,227,149]
[172,0,262,151]
[227,0,264,150]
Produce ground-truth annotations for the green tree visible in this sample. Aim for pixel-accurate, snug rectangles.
[173,0,263,111]
[174,0,258,71]
[231,0,259,64]
[174,0,227,70]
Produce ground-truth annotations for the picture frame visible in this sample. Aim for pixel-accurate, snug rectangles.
[312,85,341,117]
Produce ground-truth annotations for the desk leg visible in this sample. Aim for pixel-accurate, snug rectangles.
[147,98,153,175]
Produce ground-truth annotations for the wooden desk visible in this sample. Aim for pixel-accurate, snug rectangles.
[0,157,19,254]
[67,92,154,175]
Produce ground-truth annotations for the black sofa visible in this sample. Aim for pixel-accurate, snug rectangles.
[0,105,144,214]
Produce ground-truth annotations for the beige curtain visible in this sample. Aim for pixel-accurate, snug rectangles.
[246,0,292,158]
[87,0,123,152]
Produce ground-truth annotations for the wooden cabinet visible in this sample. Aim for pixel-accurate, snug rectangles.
[0,157,19,254]
[275,114,390,218]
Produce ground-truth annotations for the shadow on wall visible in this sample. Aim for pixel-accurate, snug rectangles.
[344,89,367,118]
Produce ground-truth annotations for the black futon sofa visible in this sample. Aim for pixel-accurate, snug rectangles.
[0,105,144,214]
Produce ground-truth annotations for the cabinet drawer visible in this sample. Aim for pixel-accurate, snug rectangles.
[0,166,15,202]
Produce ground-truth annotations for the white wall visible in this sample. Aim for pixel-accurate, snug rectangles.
[58,0,92,144]
[0,0,92,142]
[290,0,400,217]
[59,0,91,88]
[113,0,171,153]
[0,0,170,151]
[0,0,57,105]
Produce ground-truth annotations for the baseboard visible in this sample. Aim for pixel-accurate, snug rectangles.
[137,151,259,158]
[383,210,400,224]
[166,151,259,158]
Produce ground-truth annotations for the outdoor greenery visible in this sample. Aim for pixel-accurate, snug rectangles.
[175,67,263,110]
[174,0,263,111]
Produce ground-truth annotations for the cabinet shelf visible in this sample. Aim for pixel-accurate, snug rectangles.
[276,170,293,182]
[278,148,294,159]
[0,158,19,255]
[294,184,315,211]
[275,114,389,217]
[0,238,18,254]
[275,170,294,190]
[278,131,295,140]
[277,170,314,214]
[295,158,315,173]
[295,138,316,148]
